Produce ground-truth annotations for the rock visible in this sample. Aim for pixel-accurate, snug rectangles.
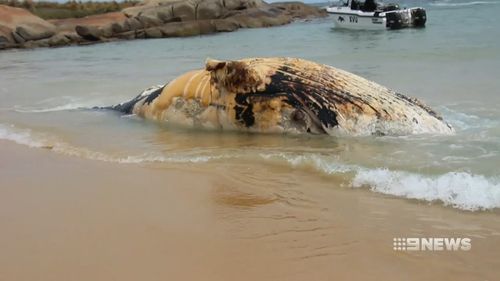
[135,29,146,39]
[49,12,127,33]
[223,0,264,10]
[123,5,150,18]
[15,25,55,41]
[157,6,182,23]
[0,35,10,49]
[139,5,176,23]
[111,22,125,34]
[50,12,128,42]
[22,38,50,48]
[197,20,217,34]
[145,27,163,38]
[0,5,56,42]
[0,26,14,46]
[125,17,143,31]
[115,30,136,40]
[99,24,113,38]
[63,32,83,43]
[197,0,224,20]
[212,19,239,32]
[48,34,71,47]
[75,25,102,41]
[160,21,200,37]
[12,31,26,44]
[137,15,163,28]
[172,1,196,21]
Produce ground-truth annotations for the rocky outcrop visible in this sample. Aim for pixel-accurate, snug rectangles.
[75,0,323,41]
[0,1,326,51]
[0,5,56,48]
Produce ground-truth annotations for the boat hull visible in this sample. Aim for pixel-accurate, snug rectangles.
[329,12,387,30]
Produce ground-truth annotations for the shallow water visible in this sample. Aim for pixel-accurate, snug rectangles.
[1,0,500,211]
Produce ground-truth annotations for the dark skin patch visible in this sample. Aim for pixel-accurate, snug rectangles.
[111,85,165,114]
[234,94,255,127]
[144,86,165,105]
[317,107,338,127]
[269,71,339,129]
[229,69,339,132]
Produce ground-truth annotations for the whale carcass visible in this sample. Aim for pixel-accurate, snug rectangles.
[112,57,454,136]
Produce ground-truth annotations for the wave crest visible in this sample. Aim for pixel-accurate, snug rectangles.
[352,169,500,211]
[1,124,499,211]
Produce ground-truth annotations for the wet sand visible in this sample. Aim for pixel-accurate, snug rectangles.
[1,140,500,281]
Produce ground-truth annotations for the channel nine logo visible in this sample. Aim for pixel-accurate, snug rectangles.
[393,237,471,251]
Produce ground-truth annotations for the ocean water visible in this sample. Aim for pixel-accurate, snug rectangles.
[1,0,499,211]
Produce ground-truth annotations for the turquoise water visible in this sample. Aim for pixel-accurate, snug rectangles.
[1,0,500,210]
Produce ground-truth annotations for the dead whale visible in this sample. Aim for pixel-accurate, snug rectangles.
[112,57,454,136]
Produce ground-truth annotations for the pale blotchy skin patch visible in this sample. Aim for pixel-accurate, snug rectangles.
[126,57,454,136]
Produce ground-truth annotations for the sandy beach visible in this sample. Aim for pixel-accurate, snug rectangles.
[2,141,500,281]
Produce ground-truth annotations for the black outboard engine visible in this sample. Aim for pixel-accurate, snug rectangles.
[386,12,404,29]
[410,8,427,27]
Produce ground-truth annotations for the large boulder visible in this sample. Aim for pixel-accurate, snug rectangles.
[0,5,55,42]
[48,33,71,47]
[21,38,50,48]
[75,25,102,41]
[137,15,163,28]
[144,27,163,38]
[171,1,196,21]
[11,31,26,43]
[196,0,224,20]
[212,19,239,32]
[15,24,54,41]
[0,25,14,47]
[223,0,265,10]
[125,17,143,31]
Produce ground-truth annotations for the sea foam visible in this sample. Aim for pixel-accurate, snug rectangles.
[260,153,500,211]
[352,169,500,211]
[2,124,499,211]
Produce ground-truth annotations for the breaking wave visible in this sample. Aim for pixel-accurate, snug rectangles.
[260,153,500,211]
[352,169,500,211]
[0,123,48,148]
[2,124,499,211]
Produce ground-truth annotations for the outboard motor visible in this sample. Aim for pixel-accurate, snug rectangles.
[386,12,403,29]
[410,8,427,27]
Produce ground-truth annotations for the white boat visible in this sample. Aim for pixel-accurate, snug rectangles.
[326,0,427,30]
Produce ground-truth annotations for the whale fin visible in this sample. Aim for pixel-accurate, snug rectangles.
[107,85,165,114]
